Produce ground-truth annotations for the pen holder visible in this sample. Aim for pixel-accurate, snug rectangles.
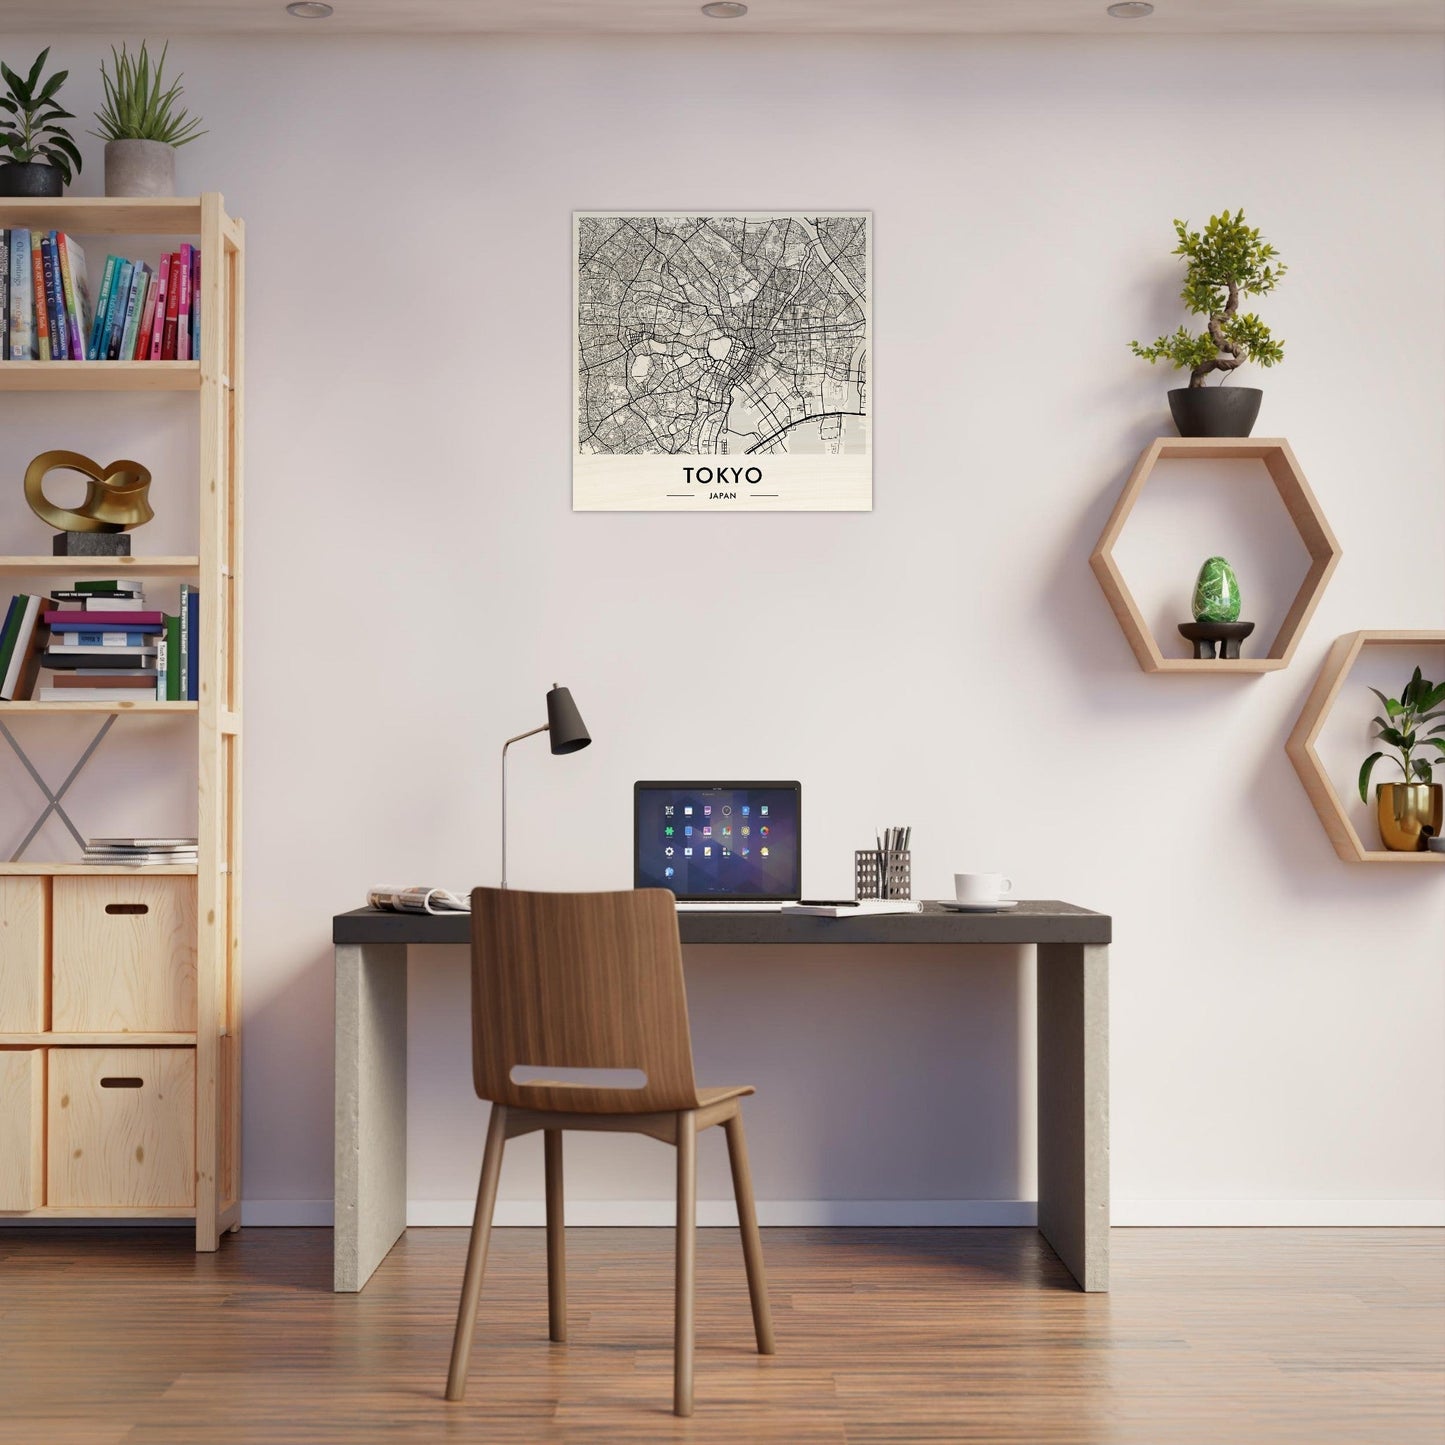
[855,849,911,901]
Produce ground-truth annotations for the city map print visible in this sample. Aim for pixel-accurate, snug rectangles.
[573,213,872,511]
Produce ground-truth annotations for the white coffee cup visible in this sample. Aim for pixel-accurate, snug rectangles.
[954,872,1013,905]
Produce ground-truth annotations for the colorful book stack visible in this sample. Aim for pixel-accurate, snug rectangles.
[83,836,199,868]
[9,579,202,702]
[1,230,200,362]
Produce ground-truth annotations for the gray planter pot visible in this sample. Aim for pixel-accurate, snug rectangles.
[104,139,177,198]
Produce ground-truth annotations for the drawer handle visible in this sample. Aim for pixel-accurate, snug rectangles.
[100,1076,144,1089]
[105,903,149,915]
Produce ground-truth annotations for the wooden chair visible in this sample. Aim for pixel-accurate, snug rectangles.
[445,886,776,1417]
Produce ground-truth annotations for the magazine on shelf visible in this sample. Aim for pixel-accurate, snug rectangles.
[367,886,472,915]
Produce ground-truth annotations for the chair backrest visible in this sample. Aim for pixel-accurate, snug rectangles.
[469,887,702,1115]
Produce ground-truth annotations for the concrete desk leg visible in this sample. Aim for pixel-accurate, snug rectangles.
[334,943,409,1292]
[1036,942,1109,1292]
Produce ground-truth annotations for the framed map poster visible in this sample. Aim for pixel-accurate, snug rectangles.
[573,212,871,511]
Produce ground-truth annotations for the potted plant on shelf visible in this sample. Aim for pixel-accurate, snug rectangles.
[1358,667,1445,851]
[0,49,83,197]
[92,42,205,198]
[1131,210,1286,438]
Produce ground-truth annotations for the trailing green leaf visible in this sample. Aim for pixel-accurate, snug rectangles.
[90,42,206,148]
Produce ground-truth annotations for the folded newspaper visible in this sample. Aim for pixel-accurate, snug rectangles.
[367,886,472,915]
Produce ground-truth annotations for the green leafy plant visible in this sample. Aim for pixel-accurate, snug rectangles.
[1131,210,1285,388]
[0,48,83,183]
[1358,668,1445,801]
[92,42,205,148]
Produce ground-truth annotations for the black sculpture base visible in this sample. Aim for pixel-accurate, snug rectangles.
[1178,620,1256,660]
[53,532,131,556]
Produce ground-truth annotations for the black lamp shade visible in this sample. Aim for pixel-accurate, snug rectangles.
[546,685,591,755]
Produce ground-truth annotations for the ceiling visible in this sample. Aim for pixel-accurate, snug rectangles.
[7,0,1445,36]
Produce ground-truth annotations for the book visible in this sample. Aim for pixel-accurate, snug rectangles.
[52,627,158,644]
[74,578,131,594]
[0,229,8,361]
[57,233,90,361]
[104,259,134,361]
[190,248,200,358]
[0,595,24,678]
[51,589,144,602]
[367,887,472,915]
[176,244,193,362]
[134,268,159,359]
[30,233,50,362]
[164,612,181,701]
[780,901,923,918]
[52,595,148,612]
[183,585,199,701]
[36,687,156,702]
[9,229,33,359]
[45,610,165,628]
[1,594,47,700]
[41,233,66,360]
[90,837,197,848]
[89,253,120,359]
[51,672,158,688]
[147,253,170,359]
[154,633,167,699]
[161,252,181,359]
[118,263,149,363]
[45,649,157,669]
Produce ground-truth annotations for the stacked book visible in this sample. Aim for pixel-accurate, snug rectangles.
[84,837,198,867]
[2,579,201,702]
[1,230,200,362]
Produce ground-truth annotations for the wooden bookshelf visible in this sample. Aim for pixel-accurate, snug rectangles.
[1090,437,1343,674]
[0,195,243,1248]
[1285,630,1445,866]
[0,361,201,391]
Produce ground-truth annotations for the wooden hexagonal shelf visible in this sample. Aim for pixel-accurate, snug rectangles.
[1090,437,1343,673]
[1286,630,1445,865]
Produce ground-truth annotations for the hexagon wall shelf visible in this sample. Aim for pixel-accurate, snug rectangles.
[1090,437,1343,674]
[1286,630,1445,865]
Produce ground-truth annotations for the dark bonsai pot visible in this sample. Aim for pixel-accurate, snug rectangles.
[1168,386,1263,438]
[0,161,64,197]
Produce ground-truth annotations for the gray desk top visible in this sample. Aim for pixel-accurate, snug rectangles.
[332,899,1110,947]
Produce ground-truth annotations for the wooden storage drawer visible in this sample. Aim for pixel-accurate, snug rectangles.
[51,876,197,1033]
[0,877,48,1032]
[0,1049,45,1210]
[48,1048,195,1208]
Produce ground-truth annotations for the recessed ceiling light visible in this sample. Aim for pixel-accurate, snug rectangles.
[1106,1,1154,15]
[286,1,334,16]
[702,1,749,17]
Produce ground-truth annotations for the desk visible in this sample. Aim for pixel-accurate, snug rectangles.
[332,900,1110,1294]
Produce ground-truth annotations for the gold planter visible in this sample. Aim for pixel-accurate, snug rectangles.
[1376,782,1444,852]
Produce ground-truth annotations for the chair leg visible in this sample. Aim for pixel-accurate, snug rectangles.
[723,1111,776,1355]
[445,1103,508,1402]
[544,1129,566,1343]
[674,1110,698,1418]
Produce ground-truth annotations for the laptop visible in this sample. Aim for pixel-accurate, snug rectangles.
[634,781,801,909]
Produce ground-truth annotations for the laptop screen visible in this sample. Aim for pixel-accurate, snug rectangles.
[634,781,801,901]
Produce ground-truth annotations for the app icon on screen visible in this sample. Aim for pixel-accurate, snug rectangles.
[684,805,693,815]
[703,805,712,816]
[665,826,675,837]
[702,826,711,836]
[703,846,712,857]
[665,866,675,878]
[760,805,769,816]
[684,847,693,856]
[665,846,674,856]
[741,805,750,817]
[741,826,750,837]
[721,826,731,837]
[664,805,675,816]
[760,847,769,857]
[722,805,731,816]
[722,848,731,857]
[759,825,769,837]
[740,847,750,857]
[684,825,693,837]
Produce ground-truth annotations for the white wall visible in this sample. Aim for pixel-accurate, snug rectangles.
[2,32,1442,1226]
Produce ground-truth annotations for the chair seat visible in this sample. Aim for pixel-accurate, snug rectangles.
[697,1085,755,1107]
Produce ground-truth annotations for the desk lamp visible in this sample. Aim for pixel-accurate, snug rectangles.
[500,684,590,888]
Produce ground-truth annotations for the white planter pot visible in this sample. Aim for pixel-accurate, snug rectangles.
[104,139,176,198]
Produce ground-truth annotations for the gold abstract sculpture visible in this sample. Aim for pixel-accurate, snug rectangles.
[24,450,154,533]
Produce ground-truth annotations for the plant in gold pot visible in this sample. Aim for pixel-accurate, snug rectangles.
[1358,668,1445,851]
[92,41,205,198]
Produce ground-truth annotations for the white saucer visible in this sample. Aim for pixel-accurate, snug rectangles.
[934,898,1019,912]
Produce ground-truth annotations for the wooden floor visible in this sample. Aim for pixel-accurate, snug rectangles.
[0,1227,1441,1443]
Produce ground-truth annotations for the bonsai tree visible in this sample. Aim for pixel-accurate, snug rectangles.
[1131,210,1285,388]
[0,48,83,184]
[92,42,206,150]
[1358,667,1445,801]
